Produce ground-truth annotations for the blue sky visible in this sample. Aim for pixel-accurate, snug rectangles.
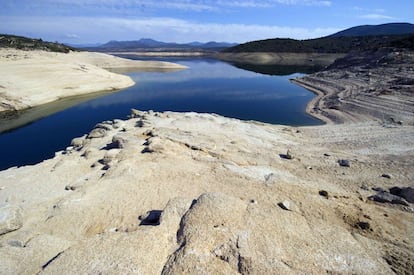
[1,0,413,44]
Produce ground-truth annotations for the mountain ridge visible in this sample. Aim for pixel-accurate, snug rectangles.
[94,38,237,52]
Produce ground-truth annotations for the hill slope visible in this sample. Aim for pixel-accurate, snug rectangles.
[224,35,413,53]
[0,34,76,53]
[329,22,414,37]
[224,23,414,54]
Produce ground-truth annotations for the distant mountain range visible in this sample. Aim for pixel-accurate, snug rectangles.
[2,23,414,55]
[86,38,238,52]
[224,23,414,54]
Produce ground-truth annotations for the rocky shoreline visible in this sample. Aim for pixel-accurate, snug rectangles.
[292,48,414,125]
[0,49,413,274]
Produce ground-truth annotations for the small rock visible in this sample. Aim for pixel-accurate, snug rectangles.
[112,119,124,129]
[355,221,371,230]
[82,149,95,159]
[285,149,294,160]
[129,109,146,119]
[360,185,369,191]
[87,128,106,139]
[319,190,329,199]
[8,239,25,247]
[0,206,23,235]
[95,122,113,131]
[70,137,84,149]
[278,200,293,211]
[64,185,76,191]
[323,153,331,157]
[136,117,150,128]
[101,150,119,165]
[381,174,392,179]
[338,159,350,167]
[143,137,164,153]
[111,134,128,149]
[372,187,386,192]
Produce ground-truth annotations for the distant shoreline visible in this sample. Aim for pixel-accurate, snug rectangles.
[215,52,345,66]
[105,51,210,57]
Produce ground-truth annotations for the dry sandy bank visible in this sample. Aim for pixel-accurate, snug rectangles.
[0,49,186,115]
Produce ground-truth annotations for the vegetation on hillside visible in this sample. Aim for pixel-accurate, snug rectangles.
[0,34,77,53]
[89,38,237,52]
[223,35,414,54]
[225,23,414,54]
[389,35,414,49]
[328,23,414,37]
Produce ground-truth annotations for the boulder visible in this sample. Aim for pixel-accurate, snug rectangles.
[390,187,414,203]
[87,128,106,139]
[70,137,85,149]
[368,191,409,206]
[400,187,414,203]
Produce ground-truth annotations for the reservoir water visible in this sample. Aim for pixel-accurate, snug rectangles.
[0,58,322,170]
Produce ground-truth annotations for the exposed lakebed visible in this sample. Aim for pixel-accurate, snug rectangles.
[0,57,322,170]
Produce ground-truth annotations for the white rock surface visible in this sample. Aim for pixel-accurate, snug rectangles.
[0,110,413,274]
[0,206,23,235]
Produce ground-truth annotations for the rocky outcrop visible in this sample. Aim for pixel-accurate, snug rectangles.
[162,192,390,274]
[0,110,413,274]
[292,49,414,124]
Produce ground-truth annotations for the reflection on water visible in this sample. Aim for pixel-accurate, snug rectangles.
[0,58,322,170]
[230,63,324,76]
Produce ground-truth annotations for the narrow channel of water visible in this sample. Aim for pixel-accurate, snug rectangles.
[0,57,322,170]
